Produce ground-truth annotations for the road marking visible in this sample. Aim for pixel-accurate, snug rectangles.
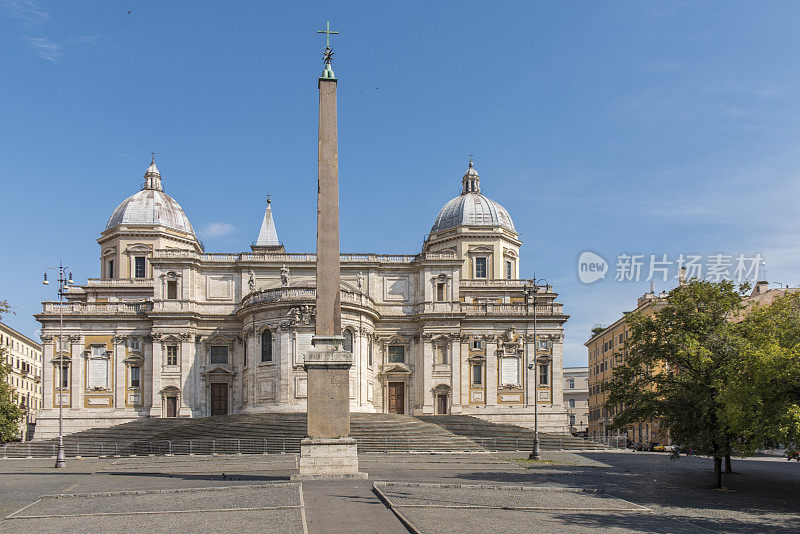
[3,505,303,520]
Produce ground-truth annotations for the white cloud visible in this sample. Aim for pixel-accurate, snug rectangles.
[25,36,63,61]
[1,0,49,26]
[201,222,237,238]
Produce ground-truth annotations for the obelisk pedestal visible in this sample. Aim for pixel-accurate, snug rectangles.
[296,26,365,479]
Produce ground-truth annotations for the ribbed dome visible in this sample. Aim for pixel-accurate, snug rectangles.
[430,161,516,234]
[105,157,194,235]
[106,189,195,234]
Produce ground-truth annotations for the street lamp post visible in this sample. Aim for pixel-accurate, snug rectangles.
[43,262,73,468]
[525,275,548,461]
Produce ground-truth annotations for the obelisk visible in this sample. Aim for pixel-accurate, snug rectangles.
[296,21,364,479]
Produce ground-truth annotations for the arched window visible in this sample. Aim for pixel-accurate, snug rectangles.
[343,329,353,353]
[568,398,575,408]
[261,330,272,362]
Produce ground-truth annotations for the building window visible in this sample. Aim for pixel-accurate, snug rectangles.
[107,260,114,279]
[134,256,146,279]
[368,341,373,367]
[569,398,575,408]
[568,378,575,389]
[539,363,549,386]
[343,329,353,353]
[129,337,140,351]
[211,345,228,364]
[436,282,446,302]
[619,333,623,344]
[537,339,550,351]
[474,257,487,279]
[569,414,576,426]
[58,364,69,389]
[166,345,178,366]
[130,366,141,388]
[471,339,483,351]
[243,339,247,367]
[506,260,513,280]
[167,280,178,300]
[261,331,272,362]
[471,363,483,386]
[388,345,405,363]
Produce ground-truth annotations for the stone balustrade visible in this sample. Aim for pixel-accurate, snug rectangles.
[151,250,457,264]
[40,301,153,315]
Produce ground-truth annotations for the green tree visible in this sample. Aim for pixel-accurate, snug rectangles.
[0,297,23,443]
[607,280,745,489]
[722,292,800,459]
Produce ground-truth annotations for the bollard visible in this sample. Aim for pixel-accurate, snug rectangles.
[76,442,80,457]
[264,438,268,455]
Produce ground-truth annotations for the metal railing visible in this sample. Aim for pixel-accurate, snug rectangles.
[2,434,622,458]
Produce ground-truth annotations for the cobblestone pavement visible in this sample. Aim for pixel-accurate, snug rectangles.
[1,450,798,533]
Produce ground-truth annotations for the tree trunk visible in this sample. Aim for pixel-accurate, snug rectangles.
[724,454,732,473]
[713,457,722,489]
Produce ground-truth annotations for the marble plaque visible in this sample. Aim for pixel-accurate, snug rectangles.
[207,275,234,300]
[383,276,408,301]
[295,376,308,398]
[500,357,519,387]
[88,358,109,389]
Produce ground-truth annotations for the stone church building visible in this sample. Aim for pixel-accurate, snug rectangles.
[35,156,569,438]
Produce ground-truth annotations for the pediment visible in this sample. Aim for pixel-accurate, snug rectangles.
[202,365,235,376]
[380,363,413,375]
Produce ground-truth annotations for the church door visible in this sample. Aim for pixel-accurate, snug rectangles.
[166,396,178,418]
[388,382,404,414]
[437,394,448,415]
[211,383,228,416]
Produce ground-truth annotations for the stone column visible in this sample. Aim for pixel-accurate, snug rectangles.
[114,337,125,410]
[450,338,463,414]
[486,340,498,406]
[150,336,163,417]
[179,336,193,415]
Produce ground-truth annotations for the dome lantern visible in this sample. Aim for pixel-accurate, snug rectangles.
[429,160,515,235]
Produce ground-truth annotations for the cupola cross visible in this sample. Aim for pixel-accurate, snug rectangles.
[317,21,339,50]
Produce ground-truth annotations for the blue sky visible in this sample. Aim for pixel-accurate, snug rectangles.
[3,1,800,366]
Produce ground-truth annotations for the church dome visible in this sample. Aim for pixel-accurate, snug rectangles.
[430,161,515,234]
[105,158,195,235]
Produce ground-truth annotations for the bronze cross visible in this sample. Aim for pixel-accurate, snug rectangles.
[317,21,339,49]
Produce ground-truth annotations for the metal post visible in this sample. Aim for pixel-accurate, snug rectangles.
[528,277,541,461]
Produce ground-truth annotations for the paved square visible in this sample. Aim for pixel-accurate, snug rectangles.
[3,483,306,534]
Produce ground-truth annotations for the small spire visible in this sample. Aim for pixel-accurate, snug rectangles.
[461,157,480,195]
[143,153,162,191]
[255,196,280,247]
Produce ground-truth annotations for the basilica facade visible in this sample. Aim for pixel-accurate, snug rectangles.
[35,158,569,438]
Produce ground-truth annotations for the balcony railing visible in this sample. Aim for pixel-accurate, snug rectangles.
[41,301,153,315]
[459,302,564,316]
[85,278,154,287]
[242,287,373,309]
[151,250,458,264]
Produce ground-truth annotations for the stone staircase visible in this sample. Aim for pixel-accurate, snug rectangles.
[2,413,608,458]
[417,415,611,451]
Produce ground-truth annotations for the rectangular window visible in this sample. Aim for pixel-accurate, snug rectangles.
[471,339,482,350]
[210,345,228,364]
[243,339,247,367]
[261,331,273,362]
[436,283,446,302]
[59,364,69,389]
[537,339,550,351]
[368,342,373,367]
[539,363,549,386]
[129,338,140,351]
[134,256,146,279]
[619,333,623,344]
[506,260,513,280]
[166,345,178,366]
[472,363,483,386]
[130,366,140,388]
[167,280,178,300]
[107,260,114,279]
[568,378,575,389]
[388,345,405,363]
[474,257,487,279]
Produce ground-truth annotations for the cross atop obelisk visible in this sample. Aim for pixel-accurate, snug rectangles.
[317,21,339,79]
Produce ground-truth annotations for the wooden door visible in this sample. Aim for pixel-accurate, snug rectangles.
[166,396,178,418]
[211,383,228,416]
[388,382,405,414]
[437,394,448,415]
